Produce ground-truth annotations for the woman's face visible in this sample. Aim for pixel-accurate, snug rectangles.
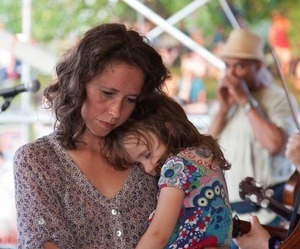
[122,131,167,176]
[81,62,144,137]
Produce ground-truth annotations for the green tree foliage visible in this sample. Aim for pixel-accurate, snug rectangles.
[1,0,299,55]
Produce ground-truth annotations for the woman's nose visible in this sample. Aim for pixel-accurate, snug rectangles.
[108,100,122,118]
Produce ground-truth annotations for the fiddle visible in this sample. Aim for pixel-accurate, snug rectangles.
[283,170,300,209]
[239,176,292,221]
[236,176,300,248]
[279,221,300,248]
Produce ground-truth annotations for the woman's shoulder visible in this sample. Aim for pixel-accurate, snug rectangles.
[14,132,61,161]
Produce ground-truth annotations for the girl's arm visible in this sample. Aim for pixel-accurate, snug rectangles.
[43,242,60,249]
[135,187,185,249]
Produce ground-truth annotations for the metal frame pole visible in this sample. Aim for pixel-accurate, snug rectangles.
[122,0,225,70]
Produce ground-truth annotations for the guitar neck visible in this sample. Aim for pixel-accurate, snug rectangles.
[232,215,287,240]
[267,198,292,221]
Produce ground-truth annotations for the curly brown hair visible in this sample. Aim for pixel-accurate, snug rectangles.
[43,23,170,149]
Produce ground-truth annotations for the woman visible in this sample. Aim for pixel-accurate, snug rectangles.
[13,23,170,249]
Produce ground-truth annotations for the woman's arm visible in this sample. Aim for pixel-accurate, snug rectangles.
[135,187,185,249]
[14,144,75,249]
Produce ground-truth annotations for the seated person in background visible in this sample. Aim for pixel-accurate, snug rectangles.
[233,132,300,249]
[103,93,232,249]
[175,53,208,115]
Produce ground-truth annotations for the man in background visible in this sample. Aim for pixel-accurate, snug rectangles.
[208,29,298,247]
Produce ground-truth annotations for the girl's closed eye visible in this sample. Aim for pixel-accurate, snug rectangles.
[101,90,137,105]
[144,151,151,159]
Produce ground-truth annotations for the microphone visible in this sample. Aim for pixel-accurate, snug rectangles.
[0,79,41,98]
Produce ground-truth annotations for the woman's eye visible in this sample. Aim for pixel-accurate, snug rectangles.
[126,97,137,104]
[102,90,113,96]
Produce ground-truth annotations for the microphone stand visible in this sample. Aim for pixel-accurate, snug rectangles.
[0,80,41,113]
[0,97,13,113]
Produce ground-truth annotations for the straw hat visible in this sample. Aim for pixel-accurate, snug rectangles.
[219,29,264,61]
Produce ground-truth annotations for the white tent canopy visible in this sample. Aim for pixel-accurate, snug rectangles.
[0,29,57,75]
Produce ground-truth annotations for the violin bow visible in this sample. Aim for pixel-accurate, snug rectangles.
[269,45,300,131]
[269,45,300,236]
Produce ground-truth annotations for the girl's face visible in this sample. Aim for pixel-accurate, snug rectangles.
[123,131,167,176]
[81,62,144,138]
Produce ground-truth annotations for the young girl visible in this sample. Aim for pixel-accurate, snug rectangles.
[103,93,233,249]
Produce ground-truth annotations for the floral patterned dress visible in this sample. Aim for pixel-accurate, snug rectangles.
[156,147,232,248]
